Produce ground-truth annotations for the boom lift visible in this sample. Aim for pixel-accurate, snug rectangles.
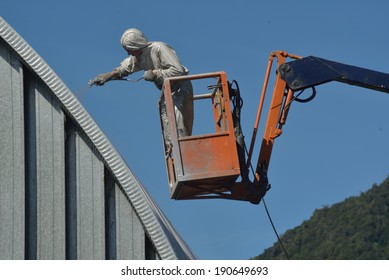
[161,50,389,204]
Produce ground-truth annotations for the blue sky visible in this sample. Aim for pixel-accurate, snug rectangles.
[3,0,389,260]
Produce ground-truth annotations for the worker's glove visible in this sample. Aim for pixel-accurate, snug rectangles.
[89,72,112,86]
[143,70,156,81]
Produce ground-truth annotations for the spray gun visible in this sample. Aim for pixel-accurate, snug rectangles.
[72,76,144,99]
[88,76,144,87]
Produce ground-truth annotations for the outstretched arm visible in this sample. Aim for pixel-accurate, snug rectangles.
[89,69,122,86]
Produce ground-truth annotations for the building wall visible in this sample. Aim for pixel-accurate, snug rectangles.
[0,36,25,260]
[0,37,157,260]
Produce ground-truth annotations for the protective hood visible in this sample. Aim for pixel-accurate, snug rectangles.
[120,28,151,51]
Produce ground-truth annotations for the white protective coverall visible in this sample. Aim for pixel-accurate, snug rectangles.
[116,28,194,147]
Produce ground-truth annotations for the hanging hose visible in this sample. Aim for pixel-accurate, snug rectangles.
[229,80,249,181]
[245,155,291,260]
[229,80,244,133]
[262,197,290,260]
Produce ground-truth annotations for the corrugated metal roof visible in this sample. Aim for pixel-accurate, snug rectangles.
[0,16,196,260]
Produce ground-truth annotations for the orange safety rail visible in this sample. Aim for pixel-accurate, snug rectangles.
[161,72,242,201]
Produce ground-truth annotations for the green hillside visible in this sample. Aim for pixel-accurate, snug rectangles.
[253,176,389,260]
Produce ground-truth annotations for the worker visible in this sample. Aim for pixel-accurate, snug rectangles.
[90,28,194,149]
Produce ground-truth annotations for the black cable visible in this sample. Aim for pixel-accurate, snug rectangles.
[261,197,290,260]
[243,140,291,259]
